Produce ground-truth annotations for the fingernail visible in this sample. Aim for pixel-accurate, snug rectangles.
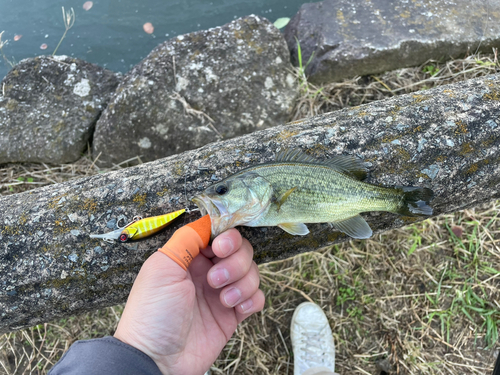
[210,268,230,288]
[218,237,233,257]
[224,287,242,307]
[239,299,254,313]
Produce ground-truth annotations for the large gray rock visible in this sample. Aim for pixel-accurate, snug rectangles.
[0,56,121,164]
[1,73,499,332]
[284,0,500,83]
[93,15,297,167]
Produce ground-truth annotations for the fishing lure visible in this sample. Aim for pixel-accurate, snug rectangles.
[90,209,186,243]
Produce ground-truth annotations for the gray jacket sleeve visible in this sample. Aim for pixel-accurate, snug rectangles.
[48,336,163,375]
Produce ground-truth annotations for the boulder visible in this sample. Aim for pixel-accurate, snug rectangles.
[92,15,297,167]
[0,73,499,332]
[284,0,500,83]
[0,56,121,164]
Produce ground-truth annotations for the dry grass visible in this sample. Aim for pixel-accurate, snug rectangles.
[0,307,123,374]
[291,49,499,121]
[0,51,499,374]
[0,152,141,196]
[219,203,500,374]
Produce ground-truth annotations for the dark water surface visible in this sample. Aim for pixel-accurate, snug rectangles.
[0,0,307,80]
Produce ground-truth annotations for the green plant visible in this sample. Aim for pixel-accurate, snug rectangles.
[295,37,315,83]
[407,225,423,256]
[292,37,326,116]
[336,285,356,305]
[422,64,439,76]
[457,281,499,347]
[346,305,363,320]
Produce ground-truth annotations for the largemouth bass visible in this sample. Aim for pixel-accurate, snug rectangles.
[192,149,434,239]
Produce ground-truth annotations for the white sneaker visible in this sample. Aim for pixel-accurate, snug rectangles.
[291,302,336,375]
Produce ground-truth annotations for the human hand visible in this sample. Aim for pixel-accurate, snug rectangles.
[113,228,265,375]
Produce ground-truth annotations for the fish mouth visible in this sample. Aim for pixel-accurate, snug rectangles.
[193,193,257,239]
[191,194,228,238]
[191,195,223,218]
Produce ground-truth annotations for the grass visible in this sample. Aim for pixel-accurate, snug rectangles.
[52,7,76,56]
[0,31,15,69]
[0,50,499,374]
[289,47,500,121]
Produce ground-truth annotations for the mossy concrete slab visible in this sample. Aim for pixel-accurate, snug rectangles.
[93,15,298,167]
[1,73,499,332]
[0,56,121,163]
[284,0,500,83]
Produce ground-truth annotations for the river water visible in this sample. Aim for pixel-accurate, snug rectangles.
[0,0,309,80]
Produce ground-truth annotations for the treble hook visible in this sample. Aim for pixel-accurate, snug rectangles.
[90,215,139,243]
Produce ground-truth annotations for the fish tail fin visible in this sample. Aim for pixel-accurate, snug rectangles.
[396,187,434,216]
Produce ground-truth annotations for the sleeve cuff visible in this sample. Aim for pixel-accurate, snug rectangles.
[48,336,163,375]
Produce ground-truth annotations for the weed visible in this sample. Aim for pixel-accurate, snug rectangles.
[295,37,315,83]
[407,225,422,256]
[53,7,76,56]
[0,30,15,68]
[456,281,499,347]
[290,50,500,121]
[422,63,440,76]
[337,285,356,305]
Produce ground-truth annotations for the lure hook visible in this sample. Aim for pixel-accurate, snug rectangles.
[90,215,139,242]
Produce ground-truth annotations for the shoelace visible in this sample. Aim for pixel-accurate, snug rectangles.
[298,325,334,366]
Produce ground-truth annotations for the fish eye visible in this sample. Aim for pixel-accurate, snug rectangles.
[215,184,228,195]
[119,233,128,242]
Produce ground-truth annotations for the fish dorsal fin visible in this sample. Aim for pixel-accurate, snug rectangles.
[332,215,372,239]
[276,148,367,180]
[275,148,318,163]
[325,155,368,181]
[278,222,310,236]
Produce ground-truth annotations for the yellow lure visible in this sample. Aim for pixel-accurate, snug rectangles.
[90,209,186,243]
[119,209,186,242]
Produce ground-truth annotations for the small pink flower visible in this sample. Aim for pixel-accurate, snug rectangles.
[14,35,22,41]
[40,43,48,50]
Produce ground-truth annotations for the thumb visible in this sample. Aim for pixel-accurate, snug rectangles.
[139,251,188,286]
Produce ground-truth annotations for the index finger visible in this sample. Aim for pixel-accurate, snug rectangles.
[211,228,243,258]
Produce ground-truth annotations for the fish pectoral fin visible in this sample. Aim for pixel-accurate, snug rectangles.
[278,222,310,236]
[332,215,372,239]
[275,186,298,212]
